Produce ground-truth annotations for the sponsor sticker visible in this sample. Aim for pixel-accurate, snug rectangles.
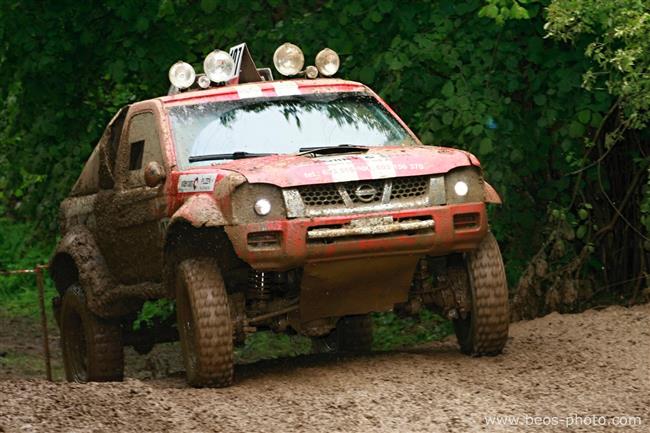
[237,85,264,99]
[178,174,217,193]
[273,81,300,96]
[321,156,359,182]
[359,154,396,179]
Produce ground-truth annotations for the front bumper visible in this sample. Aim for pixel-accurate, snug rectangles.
[225,202,488,271]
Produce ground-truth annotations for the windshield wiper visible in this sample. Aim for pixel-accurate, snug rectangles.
[297,144,370,156]
[189,152,275,163]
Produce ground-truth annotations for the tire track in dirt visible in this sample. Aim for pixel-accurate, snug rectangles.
[1,304,649,433]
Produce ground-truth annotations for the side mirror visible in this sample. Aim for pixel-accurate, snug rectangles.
[144,161,166,188]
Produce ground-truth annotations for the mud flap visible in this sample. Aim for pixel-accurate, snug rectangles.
[299,255,420,321]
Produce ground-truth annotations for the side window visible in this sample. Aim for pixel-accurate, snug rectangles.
[123,112,163,188]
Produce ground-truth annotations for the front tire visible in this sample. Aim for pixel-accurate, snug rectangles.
[312,315,373,353]
[176,257,234,387]
[60,284,124,382]
[453,232,509,356]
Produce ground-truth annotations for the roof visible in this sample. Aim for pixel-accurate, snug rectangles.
[159,78,369,107]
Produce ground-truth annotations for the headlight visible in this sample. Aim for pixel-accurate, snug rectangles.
[254,198,272,216]
[204,50,236,82]
[454,181,469,197]
[315,48,340,76]
[168,61,196,89]
[273,43,304,76]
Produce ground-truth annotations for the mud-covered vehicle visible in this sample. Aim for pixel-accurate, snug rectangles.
[50,43,509,387]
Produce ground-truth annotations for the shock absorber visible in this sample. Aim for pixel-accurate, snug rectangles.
[248,271,274,309]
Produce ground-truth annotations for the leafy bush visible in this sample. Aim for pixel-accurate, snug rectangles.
[1,0,647,321]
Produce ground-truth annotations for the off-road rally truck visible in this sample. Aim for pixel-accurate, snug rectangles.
[49,43,509,387]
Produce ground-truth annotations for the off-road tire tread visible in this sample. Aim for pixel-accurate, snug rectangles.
[61,284,124,382]
[457,232,509,356]
[337,315,373,353]
[176,257,233,387]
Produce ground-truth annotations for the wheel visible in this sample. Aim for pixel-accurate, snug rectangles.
[453,232,509,356]
[175,257,233,387]
[60,284,124,382]
[312,315,373,353]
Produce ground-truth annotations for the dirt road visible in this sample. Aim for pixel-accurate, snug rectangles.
[1,304,649,432]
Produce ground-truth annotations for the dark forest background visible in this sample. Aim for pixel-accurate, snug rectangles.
[1,0,648,319]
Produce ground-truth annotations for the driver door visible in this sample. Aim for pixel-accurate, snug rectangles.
[95,107,169,284]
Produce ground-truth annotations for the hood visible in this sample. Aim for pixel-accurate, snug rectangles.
[216,146,476,187]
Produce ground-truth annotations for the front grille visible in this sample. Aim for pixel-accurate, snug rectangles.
[297,175,431,212]
[300,184,344,206]
[391,176,429,200]
[344,179,385,204]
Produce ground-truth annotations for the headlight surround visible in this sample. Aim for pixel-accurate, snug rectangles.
[445,167,484,204]
[232,183,286,222]
[204,50,236,82]
[254,198,272,216]
[168,61,196,89]
[273,42,305,76]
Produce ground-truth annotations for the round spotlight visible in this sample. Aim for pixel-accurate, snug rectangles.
[197,75,211,89]
[305,65,318,79]
[454,181,469,197]
[315,48,340,77]
[273,43,304,76]
[168,61,196,89]
[204,50,236,83]
[254,198,272,216]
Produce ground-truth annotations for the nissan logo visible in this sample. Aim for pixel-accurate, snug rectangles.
[355,184,378,202]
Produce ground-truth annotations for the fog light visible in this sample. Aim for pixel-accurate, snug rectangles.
[454,181,469,197]
[168,61,196,89]
[254,198,272,216]
[273,43,304,76]
[204,50,236,83]
[315,48,340,76]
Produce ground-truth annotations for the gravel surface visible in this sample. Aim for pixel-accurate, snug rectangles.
[1,303,649,432]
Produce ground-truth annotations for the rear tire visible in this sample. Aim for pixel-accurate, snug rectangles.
[60,284,124,382]
[176,257,233,387]
[453,232,509,356]
[312,314,374,354]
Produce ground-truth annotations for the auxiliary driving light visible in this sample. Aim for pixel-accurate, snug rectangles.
[315,48,340,76]
[273,43,305,76]
[454,181,469,197]
[254,198,272,216]
[168,61,196,89]
[197,75,211,89]
[305,65,318,79]
[204,50,236,83]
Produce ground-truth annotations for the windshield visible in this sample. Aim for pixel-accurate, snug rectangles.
[167,92,416,167]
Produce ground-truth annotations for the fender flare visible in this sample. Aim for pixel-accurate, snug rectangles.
[484,181,502,204]
[49,226,118,316]
[168,194,228,230]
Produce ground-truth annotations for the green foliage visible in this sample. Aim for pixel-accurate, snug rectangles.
[372,310,453,351]
[132,298,175,330]
[236,331,312,364]
[0,218,55,317]
[546,0,650,238]
[0,0,647,318]
[235,311,452,362]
